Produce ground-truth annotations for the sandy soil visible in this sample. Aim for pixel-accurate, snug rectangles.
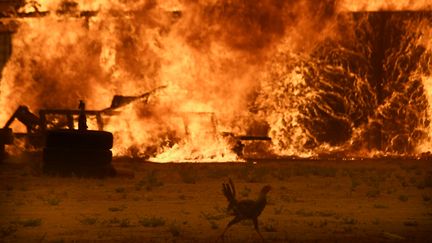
[1,154,431,242]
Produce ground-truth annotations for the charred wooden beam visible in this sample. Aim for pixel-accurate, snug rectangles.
[235,136,271,141]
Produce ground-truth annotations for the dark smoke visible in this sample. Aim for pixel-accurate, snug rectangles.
[182,0,340,56]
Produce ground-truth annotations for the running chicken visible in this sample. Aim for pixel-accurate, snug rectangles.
[218,178,271,241]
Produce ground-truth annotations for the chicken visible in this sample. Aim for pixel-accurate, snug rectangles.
[218,178,271,241]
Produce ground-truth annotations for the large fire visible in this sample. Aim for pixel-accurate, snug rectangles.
[1,0,432,161]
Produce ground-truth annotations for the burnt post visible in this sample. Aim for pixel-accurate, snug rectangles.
[78,100,87,131]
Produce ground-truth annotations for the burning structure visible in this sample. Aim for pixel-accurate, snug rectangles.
[1,0,432,162]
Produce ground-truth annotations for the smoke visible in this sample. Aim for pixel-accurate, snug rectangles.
[178,0,340,56]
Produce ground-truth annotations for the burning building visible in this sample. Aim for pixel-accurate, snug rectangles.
[1,0,432,162]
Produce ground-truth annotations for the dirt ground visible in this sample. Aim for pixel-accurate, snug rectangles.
[1,154,432,242]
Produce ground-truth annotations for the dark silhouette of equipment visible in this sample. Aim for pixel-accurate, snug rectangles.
[218,178,271,241]
[1,86,166,146]
[42,100,114,177]
[1,86,165,173]
[1,106,37,159]
[103,85,167,111]
[0,127,13,162]
[4,105,40,133]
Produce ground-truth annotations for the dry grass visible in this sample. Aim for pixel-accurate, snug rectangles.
[0,158,431,242]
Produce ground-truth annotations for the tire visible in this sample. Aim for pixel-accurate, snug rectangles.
[0,128,13,145]
[1,144,5,162]
[45,130,113,150]
[43,148,112,165]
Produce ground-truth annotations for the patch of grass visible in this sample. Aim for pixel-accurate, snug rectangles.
[207,168,233,179]
[409,177,417,185]
[395,174,408,187]
[342,226,353,233]
[119,218,130,228]
[138,216,166,227]
[316,211,337,218]
[168,222,181,237]
[0,224,17,237]
[366,173,387,189]
[246,167,270,183]
[372,218,380,225]
[51,239,65,243]
[102,217,131,227]
[292,165,337,177]
[134,180,146,191]
[306,220,326,228]
[417,173,432,189]
[4,185,13,191]
[263,221,277,232]
[387,187,397,194]
[46,197,61,206]
[374,204,389,209]
[279,185,288,191]
[400,164,418,173]
[399,195,409,202]
[318,219,328,228]
[213,205,227,215]
[424,173,432,187]
[78,216,98,225]
[200,211,226,221]
[115,187,126,193]
[280,194,296,203]
[273,169,291,181]
[403,220,418,227]
[209,220,219,230]
[351,178,361,191]
[107,217,121,225]
[15,218,42,227]
[178,168,197,184]
[106,217,120,224]
[135,170,164,191]
[108,206,126,212]
[274,206,284,215]
[296,209,336,218]
[341,217,357,225]
[366,189,380,198]
[383,232,405,240]
[14,200,25,206]
[295,209,315,217]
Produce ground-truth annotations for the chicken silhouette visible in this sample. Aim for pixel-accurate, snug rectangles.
[218,178,271,241]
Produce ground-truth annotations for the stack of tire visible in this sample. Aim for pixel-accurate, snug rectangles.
[0,128,13,162]
[43,130,116,177]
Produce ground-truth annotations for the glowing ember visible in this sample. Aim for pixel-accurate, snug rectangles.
[1,0,432,161]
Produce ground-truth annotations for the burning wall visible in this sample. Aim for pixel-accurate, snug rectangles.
[1,0,432,161]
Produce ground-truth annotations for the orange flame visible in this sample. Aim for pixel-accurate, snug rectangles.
[339,0,432,11]
[2,0,432,161]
